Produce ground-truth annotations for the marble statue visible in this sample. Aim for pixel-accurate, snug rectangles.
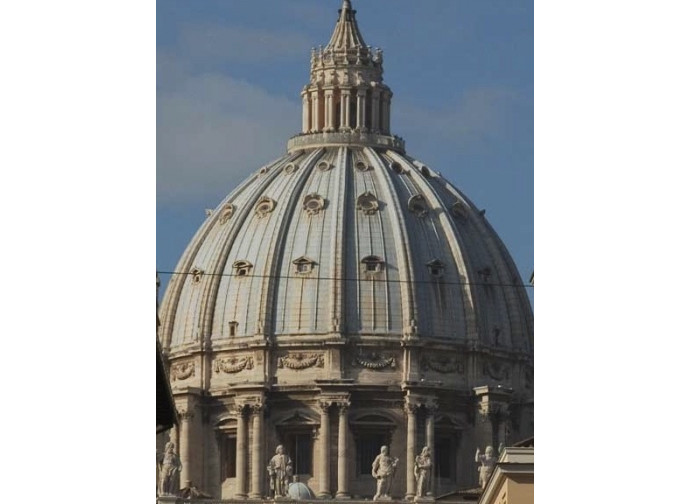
[158,441,182,496]
[268,445,293,497]
[414,446,432,497]
[475,445,497,489]
[372,445,398,500]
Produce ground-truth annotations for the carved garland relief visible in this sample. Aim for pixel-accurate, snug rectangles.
[483,361,511,381]
[171,361,195,381]
[420,354,463,374]
[277,353,325,370]
[352,352,396,370]
[214,356,254,374]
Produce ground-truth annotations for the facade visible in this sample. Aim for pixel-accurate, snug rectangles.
[157,0,533,500]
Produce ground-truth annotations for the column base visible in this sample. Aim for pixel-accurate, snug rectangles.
[248,493,263,499]
[317,493,333,499]
[157,496,179,504]
[414,497,435,503]
[335,493,351,499]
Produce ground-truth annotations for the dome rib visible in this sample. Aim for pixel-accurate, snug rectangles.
[362,147,417,342]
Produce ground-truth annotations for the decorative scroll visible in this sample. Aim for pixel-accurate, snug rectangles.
[352,352,396,370]
[421,354,463,374]
[214,356,254,374]
[483,361,511,381]
[171,361,195,381]
[278,353,324,370]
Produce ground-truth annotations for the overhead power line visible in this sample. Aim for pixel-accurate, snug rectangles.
[156,270,534,289]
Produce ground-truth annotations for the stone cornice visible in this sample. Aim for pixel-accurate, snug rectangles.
[287,131,405,153]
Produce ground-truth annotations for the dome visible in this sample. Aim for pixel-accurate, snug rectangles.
[159,145,532,351]
[158,1,533,500]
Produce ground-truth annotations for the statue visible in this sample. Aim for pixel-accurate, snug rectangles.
[267,445,293,498]
[371,445,398,500]
[475,446,497,489]
[158,441,182,496]
[414,446,432,497]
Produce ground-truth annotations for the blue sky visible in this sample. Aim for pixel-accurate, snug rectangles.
[156,0,534,299]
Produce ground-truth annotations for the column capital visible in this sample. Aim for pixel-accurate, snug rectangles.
[336,400,351,414]
[177,408,195,421]
[404,401,420,415]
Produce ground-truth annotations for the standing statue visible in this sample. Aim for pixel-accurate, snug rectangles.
[371,445,399,500]
[158,441,182,496]
[267,445,293,498]
[475,446,497,490]
[414,446,432,497]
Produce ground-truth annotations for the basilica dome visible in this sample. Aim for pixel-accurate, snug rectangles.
[158,1,533,500]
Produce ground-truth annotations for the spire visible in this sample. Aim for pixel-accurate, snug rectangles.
[325,0,367,51]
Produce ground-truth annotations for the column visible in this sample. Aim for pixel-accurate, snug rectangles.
[425,405,437,498]
[302,91,310,133]
[371,89,380,133]
[178,408,193,489]
[318,400,332,498]
[235,405,248,499]
[325,89,335,131]
[404,402,418,500]
[381,94,390,134]
[336,400,351,499]
[249,403,265,499]
[311,90,321,132]
[340,91,350,130]
[356,89,366,130]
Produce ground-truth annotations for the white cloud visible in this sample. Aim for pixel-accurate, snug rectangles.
[157,70,300,205]
[394,87,518,147]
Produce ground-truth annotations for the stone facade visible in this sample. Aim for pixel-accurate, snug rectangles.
[157,1,533,500]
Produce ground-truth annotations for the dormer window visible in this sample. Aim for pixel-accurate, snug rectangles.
[317,161,332,171]
[285,162,299,174]
[255,196,276,218]
[355,161,371,172]
[357,191,379,215]
[229,321,238,336]
[408,194,428,217]
[477,267,491,283]
[293,256,317,275]
[233,261,253,277]
[451,201,467,221]
[426,259,445,279]
[391,162,403,174]
[191,267,204,284]
[303,193,326,215]
[361,255,384,275]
